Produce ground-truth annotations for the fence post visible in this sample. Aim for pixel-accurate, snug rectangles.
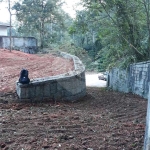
[144,83,150,150]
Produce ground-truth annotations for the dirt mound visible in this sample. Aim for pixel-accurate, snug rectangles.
[0,49,74,93]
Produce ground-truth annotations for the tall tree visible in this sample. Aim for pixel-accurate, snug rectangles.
[8,0,12,52]
[80,0,149,69]
[68,8,104,63]
[142,0,150,57]
[13,0,63,48]
[0,0,15,52]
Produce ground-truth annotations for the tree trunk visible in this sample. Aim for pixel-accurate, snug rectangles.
[41,21,44,49]
[8,0,12,52]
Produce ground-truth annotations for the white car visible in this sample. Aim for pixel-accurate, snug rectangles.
[98,72,107,81]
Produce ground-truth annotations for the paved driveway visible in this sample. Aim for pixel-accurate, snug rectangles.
[85,73,106,87]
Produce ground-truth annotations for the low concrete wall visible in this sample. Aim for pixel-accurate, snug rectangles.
[0,36,37,53]
[108,68,130,93]
[130,62,150,99]
[16,52,86,102]
[108,61,150,99]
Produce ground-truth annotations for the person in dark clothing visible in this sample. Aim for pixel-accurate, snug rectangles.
[19,69,30,84]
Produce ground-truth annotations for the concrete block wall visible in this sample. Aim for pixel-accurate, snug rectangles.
[16,52,86,102]
[108,61,150,99]
[130,62,150,99]
[0,36,37,53]
[108,68,130,93]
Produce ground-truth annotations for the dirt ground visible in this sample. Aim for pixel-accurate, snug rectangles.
[0,49,74,93]
[0,49,148,150]
[0,88,147,150]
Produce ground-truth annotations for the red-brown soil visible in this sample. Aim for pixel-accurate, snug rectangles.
[0,49,74,93]
[0,88,147,150]
[0,49,147,150]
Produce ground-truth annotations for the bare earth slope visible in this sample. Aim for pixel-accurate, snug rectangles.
[0,49,74,93]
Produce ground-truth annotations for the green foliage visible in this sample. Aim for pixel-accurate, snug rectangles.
[68,26,76,35]
[68,9,103,64]
[78,0,150,71]
[49,42,93,70]
[13,0,67,48]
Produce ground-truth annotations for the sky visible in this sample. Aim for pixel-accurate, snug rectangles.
[0,0,83,23]
[62,0,83,18]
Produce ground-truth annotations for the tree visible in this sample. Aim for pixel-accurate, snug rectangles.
[68,9,102,62]
[8,0,12,52]
[79,0,150,70]
[142,0,150,57]
[0,0,15,52]
[13,0,64,48]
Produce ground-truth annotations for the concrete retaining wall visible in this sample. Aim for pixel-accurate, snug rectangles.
[108,68,130,93]
[130,62,150,99]
[16,51,86,102]
[0,36,37,53]
[108,61,150,99]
